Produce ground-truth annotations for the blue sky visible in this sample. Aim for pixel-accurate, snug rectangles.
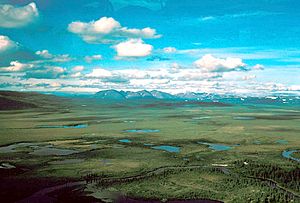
[0,0,299,95]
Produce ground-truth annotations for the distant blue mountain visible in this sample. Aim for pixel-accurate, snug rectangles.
[95,90,176,100]
[94,89,300,105]
[124,90,155,99]
[150,90,177,99]
[95,89,126,99]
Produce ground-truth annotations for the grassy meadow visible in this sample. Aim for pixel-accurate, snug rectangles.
[0,96,299,202]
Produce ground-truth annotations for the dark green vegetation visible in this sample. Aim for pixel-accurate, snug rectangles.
[0,91,299,202]
[0,91,68,110]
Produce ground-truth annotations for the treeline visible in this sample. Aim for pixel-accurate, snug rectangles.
[113,166,295,202]
[82,163,298,202]
[221,175,295,202]
[234,160,300,192]
[83,165,221,186]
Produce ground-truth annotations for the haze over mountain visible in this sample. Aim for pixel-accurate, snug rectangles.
[0,89,299,111]
[95,90,176,100]
[94,89,300,105]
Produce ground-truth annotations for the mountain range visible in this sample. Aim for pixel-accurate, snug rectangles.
[94,90,176,100]
[94,89,300,105]
[0,90,299,111]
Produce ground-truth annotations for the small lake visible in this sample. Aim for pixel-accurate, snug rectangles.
[151,145,180,153]
[124,120,136,123]
[30,145,79,156]
[233,116,256,120]
[0,142,80,156]
[198,142,233,151]
[124,129,160,133]
[0,143,38,153]
[100,159,112,165]
[0,163,16,169]
[282,150,300,162]
[38,124,88,129]
[276,140,288,144]
[118,139,132,143]
[144,143,154,146]
[192,116,211,120]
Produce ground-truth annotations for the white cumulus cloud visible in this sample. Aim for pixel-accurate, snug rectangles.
[0,35,18,52]
[25,66,67,79]
[243,74,256,80]
[84,54,103,63]
[86,68,112,78]
[35,50,73,63]
[68,17,160,44]
[35,50,53,58]
[72,65,84,72]
[114,39,153,58]
[70,72,82,78]
[0,2,39,28]
[163,47,177,54]
[252,64,264,70]
[194,54,246,72]
[0,61,33,72]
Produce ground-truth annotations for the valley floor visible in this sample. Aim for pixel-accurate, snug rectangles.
[0,99,299,202]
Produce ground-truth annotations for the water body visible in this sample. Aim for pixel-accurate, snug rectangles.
[49,159,84,165]
[112,144,125,149]
[38,124,88,129]
[30,146,78,156]
[282,150,300,162]
[100,159,112,165]
[192,116,211,120]
[118,139,132,143]
[151,145,180,153]
[144,143,154,146]
[0,163,16,169]
[124,120,136,123]
[276,140,288,144]
[198,142,233,151]
[0,143,38,153]
[124,129,160,133]
[233,116,256,120]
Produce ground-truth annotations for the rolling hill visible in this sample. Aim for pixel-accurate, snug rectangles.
[0,91,69,110]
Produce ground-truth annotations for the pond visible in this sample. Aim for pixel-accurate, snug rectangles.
[233,116,256,120]
[198,142,233,151]
[0,163,16,169]
[124,129,160,133]
[124,120,136,123]
[276,140,288,144]
[38,123,88,129]
[100,159,112,165]
[151,145,180,153]
[0,143,38,153]
[118,139,132,143]
[144,143,154,146]
[282,150,300,162]
[192,116,211,120]
[30,145,79,156]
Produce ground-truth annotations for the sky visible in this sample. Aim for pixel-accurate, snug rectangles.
[0,0,300,95]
